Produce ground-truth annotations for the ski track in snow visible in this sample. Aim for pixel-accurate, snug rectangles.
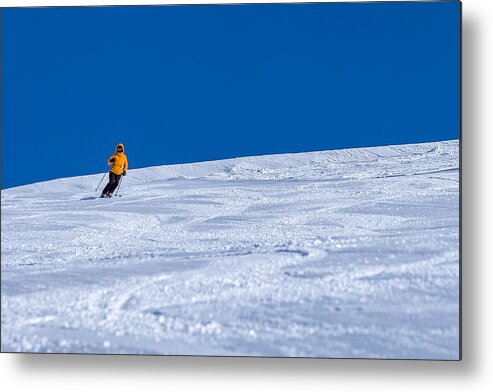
[1,140,459,358]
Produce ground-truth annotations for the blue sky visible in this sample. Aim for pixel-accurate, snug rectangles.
[1,2,460,189]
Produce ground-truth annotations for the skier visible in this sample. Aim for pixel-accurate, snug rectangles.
[101,143,128,198]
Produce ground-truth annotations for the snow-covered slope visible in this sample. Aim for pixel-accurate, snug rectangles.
[1,140,460,358]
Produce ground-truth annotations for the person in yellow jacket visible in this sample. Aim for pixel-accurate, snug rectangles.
[101,143,128,198]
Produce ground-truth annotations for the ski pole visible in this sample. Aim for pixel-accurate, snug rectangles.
[95,171,107,192]
[115,173,124,197]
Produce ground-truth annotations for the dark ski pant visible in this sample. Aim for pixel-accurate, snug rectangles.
[102,172,121,195]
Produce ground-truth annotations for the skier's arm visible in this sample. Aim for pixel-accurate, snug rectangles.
[108,155,115,165]
[124,157,128,171]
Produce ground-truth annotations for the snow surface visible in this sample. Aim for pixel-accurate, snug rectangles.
[1,140,460,359]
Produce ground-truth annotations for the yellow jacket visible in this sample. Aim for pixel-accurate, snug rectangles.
[108,144,128,175]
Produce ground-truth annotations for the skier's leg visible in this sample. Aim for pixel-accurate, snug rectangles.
[108,174,121,195]
[102,172,116,196]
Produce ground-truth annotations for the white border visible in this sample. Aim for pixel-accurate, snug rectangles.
[0,0,444,7]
